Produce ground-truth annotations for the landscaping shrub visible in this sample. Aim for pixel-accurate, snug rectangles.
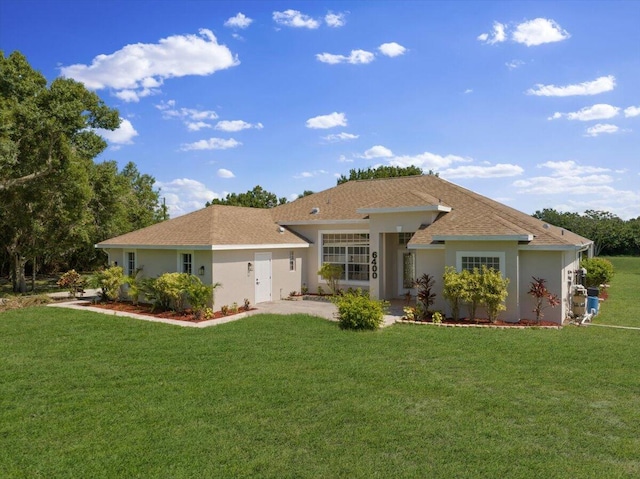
[333,290,388,330]
[318,263,343,295]
[460,269,483,320]
[413,273,436,320]
[57,269,85,297]
[478,265,509,323]
[442,266,465,320]
[140,273,220,314]
[528,276,560,323]
[90,266,126,301]
[580,257,614,288]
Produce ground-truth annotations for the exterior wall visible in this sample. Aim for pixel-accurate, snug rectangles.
[414,248,447,312]
[287,223,367,294]
[211,248,302,307]
[101,247,301,309]
[518,250,564,324]
[444,241,520,322]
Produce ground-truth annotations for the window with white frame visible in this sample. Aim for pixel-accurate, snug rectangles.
[126,251,136,276]
[321,232,370,282]
[398,232,413,246]
[289,251,295,271]
[181,253,192,274]
[456,252,505,275]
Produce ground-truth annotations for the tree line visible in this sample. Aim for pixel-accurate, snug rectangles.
[533,209,640,256]
[1,51,165,292]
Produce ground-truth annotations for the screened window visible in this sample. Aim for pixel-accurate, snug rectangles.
[126,252,136,276]
[182,253,192,274]
[322,233,370,282]
[460,256,500,272]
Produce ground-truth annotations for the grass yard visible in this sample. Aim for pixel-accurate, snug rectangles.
[593,257,640,328]
[1,307,639,478]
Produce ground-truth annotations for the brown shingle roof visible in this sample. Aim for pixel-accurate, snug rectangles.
[272,175,591,248]
[97,205,309,249]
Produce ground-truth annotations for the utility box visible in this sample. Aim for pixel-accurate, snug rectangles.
[572,286,587,316]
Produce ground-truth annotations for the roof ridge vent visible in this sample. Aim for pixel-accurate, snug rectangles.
[310,207,320,215]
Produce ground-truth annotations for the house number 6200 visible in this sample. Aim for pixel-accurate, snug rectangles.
[371,251,378,279]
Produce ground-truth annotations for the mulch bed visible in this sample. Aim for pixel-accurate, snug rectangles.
[402,318,561,328]
[80,301,254,323]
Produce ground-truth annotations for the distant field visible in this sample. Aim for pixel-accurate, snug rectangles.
[1,301,639,477]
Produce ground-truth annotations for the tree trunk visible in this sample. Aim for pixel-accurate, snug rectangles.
[31,256,37,292]
[13,254,27,293]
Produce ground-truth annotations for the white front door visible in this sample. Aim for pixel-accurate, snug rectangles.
[254,252,272,303]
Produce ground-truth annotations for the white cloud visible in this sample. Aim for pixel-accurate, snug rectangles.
[323,132,359,142]
[549,104,620,121]
[60,29,238,102]
[306,112,347,129]
[217,168,235,178]
[506,59,525,70]
[624,106,640,118]
[181,137,241,151]
[215,120,264,132]
[294,169,328,179]
[440,163,524,179]
[464,89,473,94]
[156,101,219,130]
[95,118,138,145]
[512,18,570,46]
[273,9,319,29]
[224,12,253,29]
[338,154,353,163]
[527,75,615,97]
[584,123,620,137]
[186,121,213,132]
[156,178,218,217]
[316,49,375,65]
[378,42,407,57]
[477,22,506,45]
[538,160,611,175]
[362,145,393,159]
[325,11,346,27]
[389,151,471,170]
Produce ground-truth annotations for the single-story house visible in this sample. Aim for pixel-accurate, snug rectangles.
[97,175,593,324]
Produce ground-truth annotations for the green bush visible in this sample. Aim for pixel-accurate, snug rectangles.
[140,273,220,314]
[581,257,614,288]
[478,265,509,323]
[333,290,388,331]
[90,266,126,301]
[318,263,343,295]
[442,266,465,320]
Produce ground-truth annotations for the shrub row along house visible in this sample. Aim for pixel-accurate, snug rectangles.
[97,175,593,324]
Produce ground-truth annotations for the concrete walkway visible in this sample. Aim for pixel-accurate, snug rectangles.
[48,297,403,329]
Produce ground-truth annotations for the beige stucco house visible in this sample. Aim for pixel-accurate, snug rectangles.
[97,175,593,324]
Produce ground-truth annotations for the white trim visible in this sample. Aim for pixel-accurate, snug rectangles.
[277,219,369,226]
[433,234,533,242]
[211,243,309,250]
[177,250,194,274]
[407,244,446,250]
[456,251,506,276]
[518,244,592,251]
[318,229,371,285]
[124,250,137,276]
[357,205,451,214]
[98,243,309,251]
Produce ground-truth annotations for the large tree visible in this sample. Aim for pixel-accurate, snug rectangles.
[206,185,288,209]
[0,51,120,291]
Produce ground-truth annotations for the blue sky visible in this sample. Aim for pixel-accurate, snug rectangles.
[2,1,639,218]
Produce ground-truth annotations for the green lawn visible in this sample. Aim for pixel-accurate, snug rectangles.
[1,307,639,478]
[594,257,640,328]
